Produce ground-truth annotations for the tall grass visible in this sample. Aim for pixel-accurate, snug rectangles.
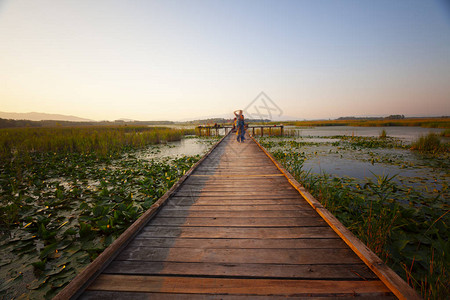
[0,126,188,160]
[441,129,450,137]
[411,133,448,153]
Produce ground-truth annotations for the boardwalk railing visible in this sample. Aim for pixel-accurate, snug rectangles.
[197,124,284,136]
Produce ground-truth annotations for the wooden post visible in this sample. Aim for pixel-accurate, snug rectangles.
[269,127,272,136]
[281,126,284,137]
[261,127,263,137]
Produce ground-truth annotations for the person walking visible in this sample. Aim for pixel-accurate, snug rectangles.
[234,110,246,143]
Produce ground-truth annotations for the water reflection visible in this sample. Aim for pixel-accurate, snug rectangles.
[137,137,215,160]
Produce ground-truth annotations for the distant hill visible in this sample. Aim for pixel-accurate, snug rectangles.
[0,118,176,129]
[0,111,93,122]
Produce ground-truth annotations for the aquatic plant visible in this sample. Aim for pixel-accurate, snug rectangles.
[0,128,203,298]
[441,129,450,137]
[341,136,407,150]
[0,151,201,298]
[411,133,448,154]
[379,129,387,139]
[261,137,449,299]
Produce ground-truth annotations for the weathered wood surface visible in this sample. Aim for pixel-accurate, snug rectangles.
[70,133,418,299]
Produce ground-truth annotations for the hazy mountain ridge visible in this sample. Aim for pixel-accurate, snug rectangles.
[0,111,93,122]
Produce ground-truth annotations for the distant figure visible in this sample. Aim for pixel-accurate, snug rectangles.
[232,117,237,132]
[234,110,245,143]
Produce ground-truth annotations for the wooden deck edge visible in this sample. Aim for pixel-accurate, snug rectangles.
[251,136,421,300]
[54,133,230,300]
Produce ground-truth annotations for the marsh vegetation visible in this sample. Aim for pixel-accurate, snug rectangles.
[258,131,449,299]
[0,126,209,299]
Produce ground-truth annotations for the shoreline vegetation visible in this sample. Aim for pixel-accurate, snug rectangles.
[0,126,195,160]
[278,117,450,129]
[1,116,449,130]
[258,135,449,299]
[0,126,199,299]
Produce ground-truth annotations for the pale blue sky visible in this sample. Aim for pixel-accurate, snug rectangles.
[0,0,449,120]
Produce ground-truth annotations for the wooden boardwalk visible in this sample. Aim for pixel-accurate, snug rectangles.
[57,133,419,299]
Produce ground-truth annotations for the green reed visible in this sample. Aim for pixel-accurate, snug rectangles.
[0,126,187,160]
[411,133,449,154]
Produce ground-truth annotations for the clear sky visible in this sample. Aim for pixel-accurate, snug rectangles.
[1,0,449,121]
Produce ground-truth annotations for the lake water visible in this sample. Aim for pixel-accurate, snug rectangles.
[259,127,449,193]
[136,137,217,160]
[287,126,446,142]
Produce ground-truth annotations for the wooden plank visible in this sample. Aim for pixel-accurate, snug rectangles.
[184,176,288,182]
[195,168,282,177]
[170,194,305,200]
[81,290,396,300]
[149,217,327,227]
[195,166,281,170]
[87,275,393,296]
[115,247,361,264]
[127,237,347,249]
[178,185,296,190]
[175,191,301,196]
[181,181,291,187]
[184,176,287,181]
[252,136,421,300]
[193,170,281,175]
[179,185,295,190]
[156,209,318,218]
[166,199,310,206]
[104,261,378,280]
[138,226,337,239]
[180,181,292,187]
[190,174,285,177]
[177,185,297,191]
[161,204,312,211]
